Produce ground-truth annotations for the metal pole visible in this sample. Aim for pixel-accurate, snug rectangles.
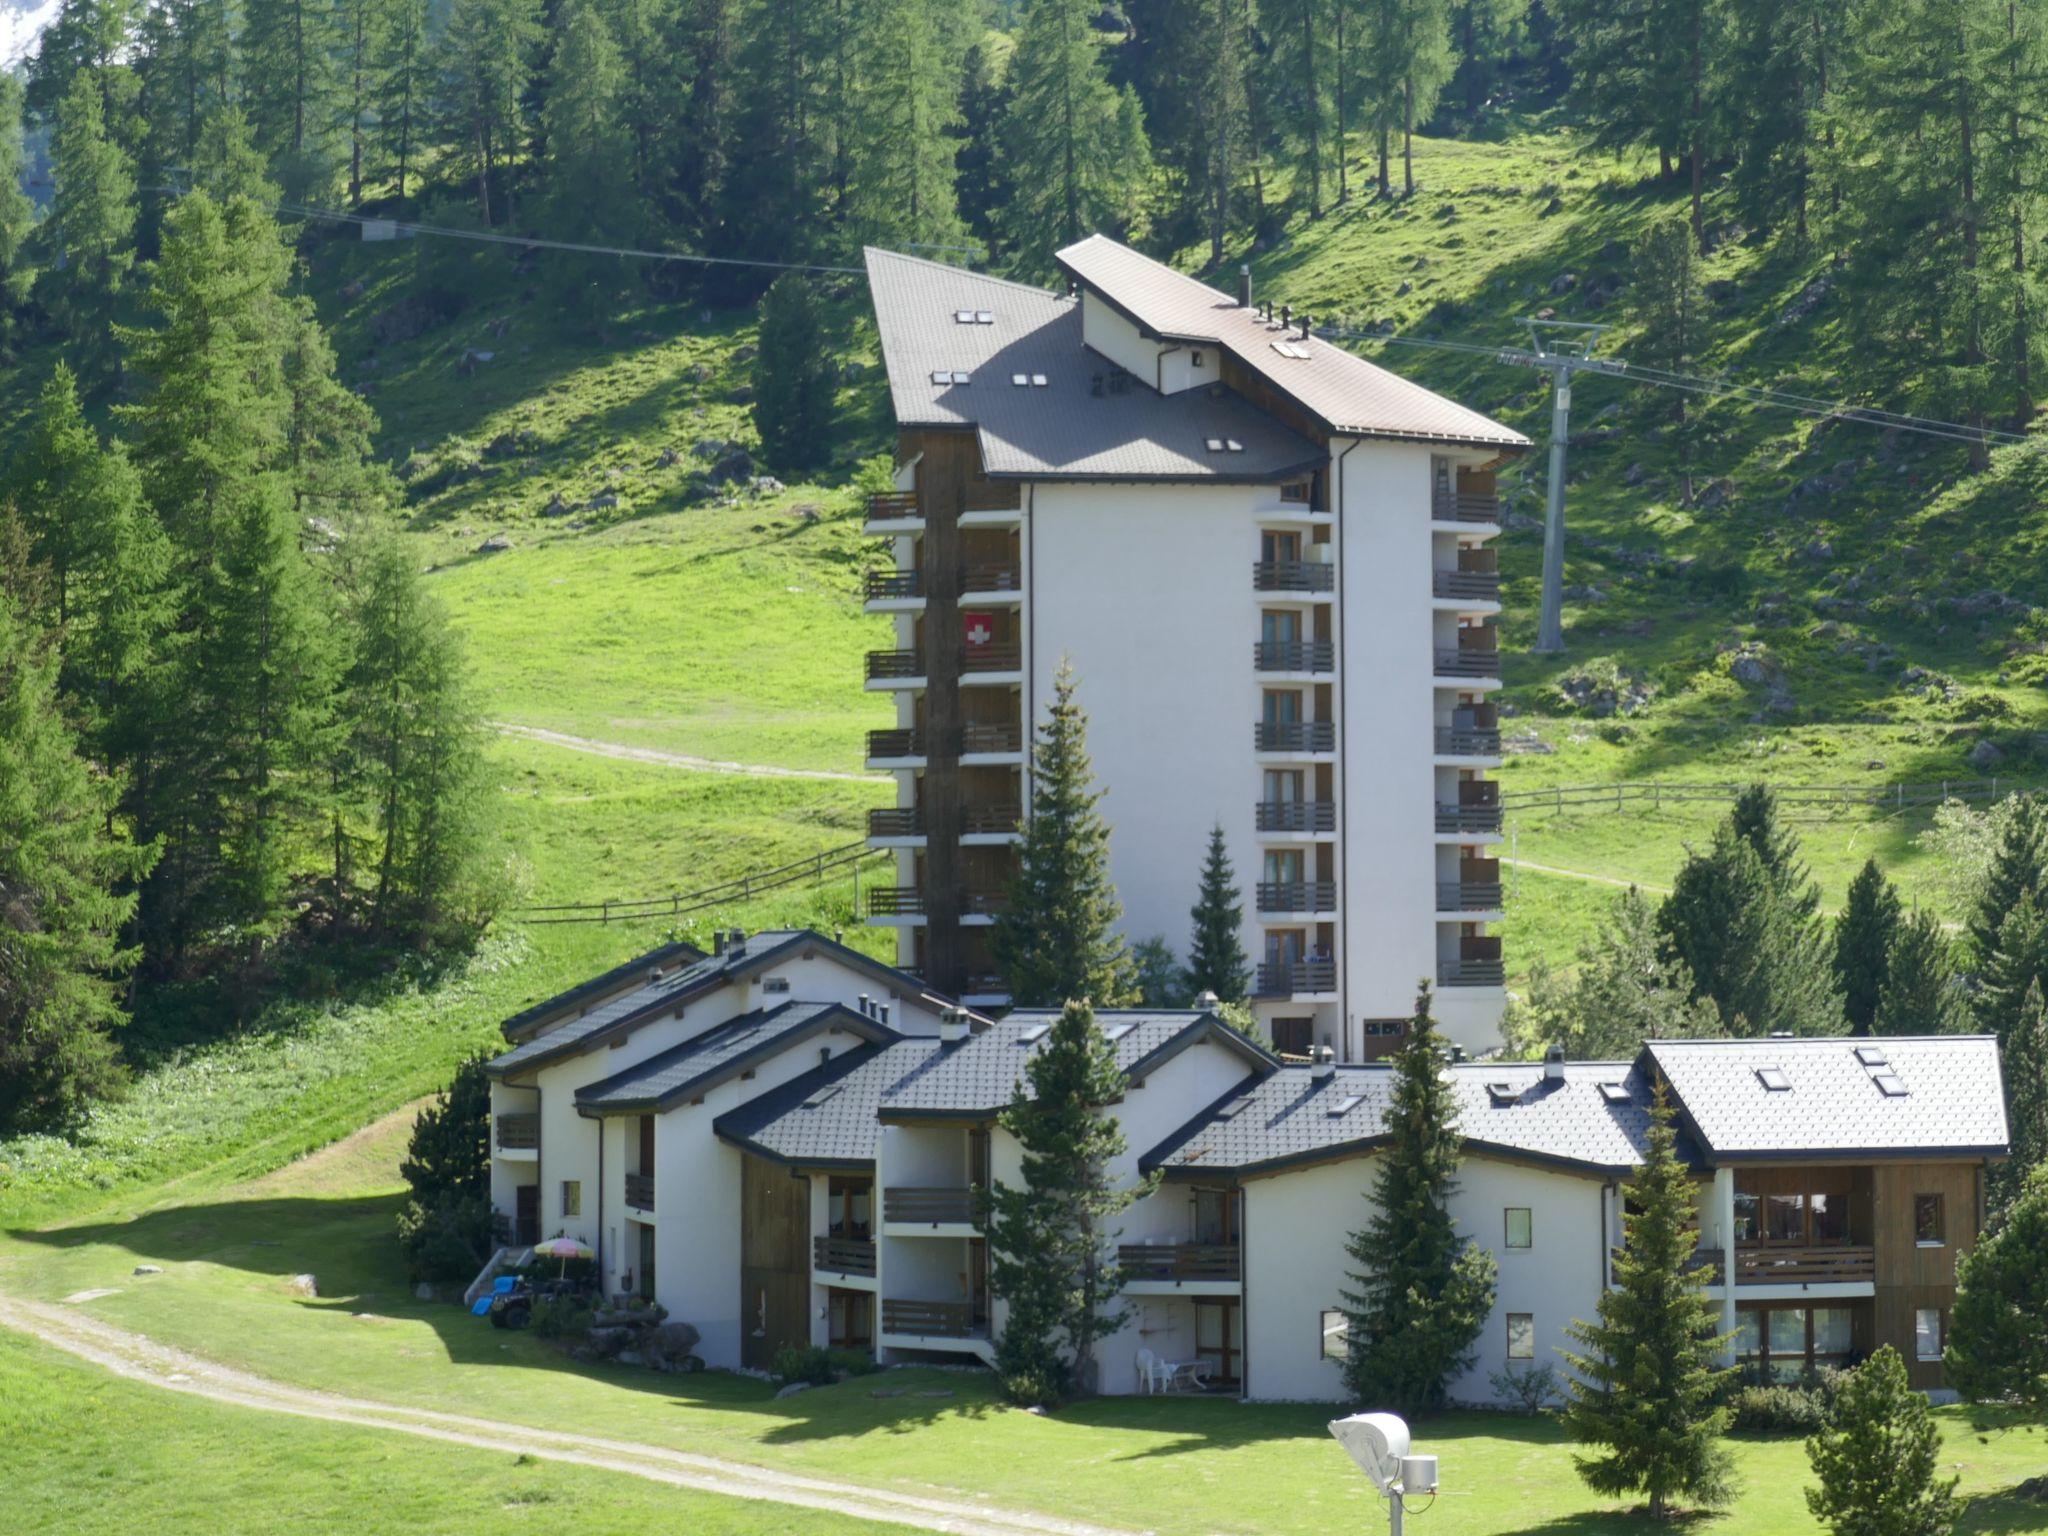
[1390,1488,1405,1536]
[1534,365,1571,653]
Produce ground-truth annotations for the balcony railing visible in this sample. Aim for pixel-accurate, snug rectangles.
[960,561,1022,593]
[1253,560,1334,593]
[867,649,925,681]
[1256,800,1337,834]
[881,1299,987,1338]
[1731,1244,1877,1285]
[883,1186,977,1225]
[813,1235,877,1278]
[963,483,1022,513]
[1435,803,1504,834]
[1256,960,1337,997]
[1257,881,1337,913]
[1432,487,1499,524]
[867,807,924,838]
[1433,569,1502,602]
[624,1172,655,1212]
[1256,720,1336,753]
[962,643,1022,673]
[865,889,1006,918]
[961,804,1022,836]
[1438,958,1506,987]
[864,569,924,601]
[495,1112,538,1151]
[1434,646,1501,679]
[1438,881,1505,912]
[1118,1243,1242,1283]
[1254,639,1335,673]
[961,722,1023,755]
[866,490,920,529]
[867,728,926,760]
[1434,726,1501,757]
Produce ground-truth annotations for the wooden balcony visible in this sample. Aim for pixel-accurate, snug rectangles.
[867,807,924,838]
[867,728,926,761]
[1436,802,1504,834]
[1730,1245,1876,1285]
[960,722,1023,755]
[813,1235,877,1278]
[1256,800,1337,834]
[962,642,1022,674]
[866,887,926,917]
[866,649,924,681]
[1253,560,1334,593]
[1437,957,1505,987]
[1432,487,1499,524]
[866,490,920,530]
[1255,720,1336,753]
[1438,880,1505,912]
[960,561,1022,593]
[1257,880,1337,914]
[883,1186,977,1225]
[1434,726,1501,756]
[624,1171,654,1212]
[1434,646,1501,679]
[961,804,1022,836]
[881,1299,987,1338]
[1256,960,1337,997]
[864,569,924,601]
[963,483,1022,513]
[1433,569,1502,602]
[1254,639,1335,674]
[1119,1243,1242,1283]
[495,1113,539,1151]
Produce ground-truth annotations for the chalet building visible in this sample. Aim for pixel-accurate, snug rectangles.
[486,940,2006,1399]
[862,237,1533,1060]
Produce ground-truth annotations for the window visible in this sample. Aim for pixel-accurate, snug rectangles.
[1505,1208,1533,1250]
[1765,1192,1806,1243]
[1506,1313,1535,1360]
[1733,1191,1761,1243]
[827,1175,871,1238]
[1270,1016,1313,1057]
[1757,1066,1791,1092]
[761,975,791,994]
[1812,1307,1853,1368]
[1320,1310,1349,1360]
[1915,1309,1943,1361]
[1769,1308,1808,1382]
[1811,1190,1848,1243]
[1279,478,1312,505]
[561,1179,581,1218]
[1914,1194,1946,1247]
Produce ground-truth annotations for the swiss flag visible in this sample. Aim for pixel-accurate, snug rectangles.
[963,611,995,647]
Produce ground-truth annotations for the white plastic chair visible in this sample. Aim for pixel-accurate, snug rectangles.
[1135,1348,1175,1395]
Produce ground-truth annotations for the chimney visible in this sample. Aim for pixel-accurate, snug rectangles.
[1310,1045,1336,1081]
[857,993,871,1019]
[1298,314,1312,340]
[880,1002,891,1027]
[940,1005,970,1045]
[713,930,727,956]
[1236,264,1252,308]
[1194,989,1222,1014]
[1280,303,1292,331]
[727,928,747,957]
[1544,1044,1566,1083]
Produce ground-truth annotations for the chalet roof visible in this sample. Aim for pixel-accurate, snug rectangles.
[572,1001,897,1115]
[499,937,704,1042]
[1642,1036,2010,1162]
[1054,234,1531,451]
[1142,1061,1660,1179]
[715,1038,944,1168]
[864,248,1324,481]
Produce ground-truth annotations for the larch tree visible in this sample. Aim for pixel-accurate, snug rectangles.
[1833,857,1903,1033]
[1563,1086,1737,1520]
[1805,1347,1959,1536]
[45,71,137,384]
[1264,0,1331,212]
[1625,210,1706,496]
[843,0,968,248]
[430,0,543,223]
[1184,824,1251,1004]
[240,0,347,199]
[372,0,431,198]
[1872,909,1969,1036]
[1504,884,1722,1059]
[1339,985,1498,1412]
[993,661,1134,1007]
[0,76,36,350]
[539,0,640,284]
[191,104,283,207]
[751,273,836,473]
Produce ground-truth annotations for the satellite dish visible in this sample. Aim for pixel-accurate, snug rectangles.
[1329,1412,1410,1493]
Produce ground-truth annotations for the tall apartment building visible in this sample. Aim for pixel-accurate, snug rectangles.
[863,237,1532,1058]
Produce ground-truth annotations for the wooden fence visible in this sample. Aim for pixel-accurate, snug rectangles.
[1499,778,2028,815]
[506,839,883,926]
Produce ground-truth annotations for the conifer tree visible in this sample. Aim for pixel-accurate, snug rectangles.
[430,0,543,223]
[45,70,137,382]
[1355,0,1453,197]
[1504,884,1722,1059]
[1991,981,2048,1214]
[396,1050,500,1279]
[0,589,151,1136]
[191,105,282,207]
[0,76,36,351]
[982,999,1148,1403]
[993,662,1133,1007]
[1563,1087,1736,1520]
[1873,909,1968,1036]
[372,0,431,198]
[1805,1347,1959,1536]
[1834,857,1903,1033]
[843,0,967,246]
[1626,210,1706,495]
[340,0,383,203]
[1966,794,2044,964]
[1978,893,2048,1048]
[1945,1165,2048,1411]
[1265,0,1332,211]
[751,274,835,473]
[240,0,347,199]
[540,0,639,251]
[1729,783,1820,920]
[1184,824,1250,1003]
[1339,985,1497,1412]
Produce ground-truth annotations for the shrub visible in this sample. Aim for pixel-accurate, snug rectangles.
[1488,1361,1561,1414]
[826,1347,881,1378]
[532,1295,592,1339]
[771,1345,838,1387]
[396,1192,501,1284]
[1727,1367,1848,1434]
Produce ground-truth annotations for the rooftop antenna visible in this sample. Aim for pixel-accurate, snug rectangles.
[1522,318,1610,655]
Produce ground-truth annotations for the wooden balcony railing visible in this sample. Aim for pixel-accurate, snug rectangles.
[1432,487,1499,524]
[1253,560,1335,593]
[1256,960,1337,997]
[624,1172,655,1212]
[1434,646,1502,679]
[1118,1243,1242,1283]
[866,728,926,760]
[1438,881,1505,912]
[1438,958,1506,987]
[960,722,1023,755]
[813,1235,877,1278]
[1433,569,1502,602]
[961,804,1022,836]
[1257,881,1337,913]
[866,649,925,681]
[962,483,1022,513]
[1256,800,1337,834]
[1732,1245,1876,1285]
[866,490,920,528]
[960,561,1022,593]
[867,807,925,838]
[1434,726,1502,757]
[881,1299,986,1338]
[883,1186,977,1225]
[866,889,1006,918]
[962,643,1022,673]
[1435,802,1504,834]
[495,1112,539,1151]
[1254,639,1335,673]
[1255,720,1336,753]
[864,569,924,601]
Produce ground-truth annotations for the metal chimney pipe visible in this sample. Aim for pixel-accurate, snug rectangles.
[1237,265,1252,307]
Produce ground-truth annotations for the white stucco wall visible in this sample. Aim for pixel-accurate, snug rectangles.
[1079,291,1164,384]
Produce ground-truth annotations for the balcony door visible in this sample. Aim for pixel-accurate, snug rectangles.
[1192,1188,1241,1247]
[1264,849,1304,886]
[1261,530,1301,564]
[1264,769,1304,805]
[1194,1298,1242,1388]
[828,1175,872,1238]
[1261,610,1302,644]
[1263,689,1301,725]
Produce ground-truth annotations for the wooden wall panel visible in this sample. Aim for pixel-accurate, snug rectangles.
[740,1152,812,1370]
[1871,1162,1980,1389]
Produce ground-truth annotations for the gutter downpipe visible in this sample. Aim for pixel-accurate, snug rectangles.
[1332,437,1360,1063]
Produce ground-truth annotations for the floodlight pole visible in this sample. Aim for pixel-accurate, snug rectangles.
[1523,319,1610,656]
[1388,1486,1405,1536]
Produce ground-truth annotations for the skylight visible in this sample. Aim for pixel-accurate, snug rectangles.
[1599,1082,1633,1105]
[1873,1072,1910,1097]
[1215,1095,1255,1120]
[1757,1067,1792,1092]
[1018,1022,1051,1044]
[1271,340,1311,360]
[1204,437,1225,452]
[976,310,994,324]
[1103,1021,1138,1042]
[1030,373,1048,387]
[951,370,971,384]
[1486,1081,1520,1104]
[1011,373,1029,386]
[954,309,976,323]
[1328,1093,1365,1118]
[1855,1045,1888,1067]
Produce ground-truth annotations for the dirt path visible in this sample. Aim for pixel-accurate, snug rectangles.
[492,723,886,785]
[1499,856,1671,896]
[0,1295,1138,1536]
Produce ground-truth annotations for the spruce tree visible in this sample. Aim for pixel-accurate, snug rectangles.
[1805,1347,1959,1536]
[0,76,36,352]
[45,70,137,383]
[751,273,835,473]
[982,999,1148,1403]
[0,590,151,1136]
[396,1050,501,1280]
[1873,909,1968,1036]
[1991,981,2048,1214]
[1339,985,1498,1412]
[1503,885,1722,1059]
[1563,1087,1736,1520]
[1834,858,1903,1033]
[1966,794,2044,964]
[1729,782,1821,922]
[1978,893,2048,1050]
[1184,824,1250,1003]
[372,0,431,198]
[240,0,346,199]
[1946,1165,2048,1410]
[539,0,640,257]
[191,104,282,207]
[429,0,543,223]
[993,661,1133,1007]
[842,0,967,247]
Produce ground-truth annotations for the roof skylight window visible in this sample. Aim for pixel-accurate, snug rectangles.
[1205,437,1226,452]
[952,370,971,384]
[1225,439,1244,452]
[1030,373,1048,387]
[975,310,994,323]
[954,309,976,323]
[1855,1045,1888,1067]
[1018,1022,1052,1044]
[1486,1081,1520,1104]
[1271,340,1311,360]
[1103,1021,1138,1042]
[1873,1072,1910,1097]
[1757,1066,1792,1092]
[1012,373,1029,386]
[1328,1093,1365,1118]
[1599,1082,1633,1105]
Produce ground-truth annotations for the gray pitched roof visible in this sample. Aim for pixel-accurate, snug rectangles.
[500,938,705,1042]
[715,1039,945,1168]
[866,248,1324,482]
[1644,1036,2010,1161]
[1054,235,1531,451]
[572,1001,897,1115]
[877,1010,1274,1120]
[1144,1062,1659,1179]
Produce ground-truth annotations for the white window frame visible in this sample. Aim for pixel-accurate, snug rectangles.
[561,1179,582,1218]
[1915,1308,1942,1362]
[1505,1207,1533,1250]
[1320,1310,1349,1361]
[1506,1312,1535,1360]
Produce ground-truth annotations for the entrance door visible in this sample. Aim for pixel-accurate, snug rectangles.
[828,1289,874,1350]
[515,1184,539,1247]
[1194,1298,1242,1388]
[967,1238,990,1329]
[637,1222,656,1301]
